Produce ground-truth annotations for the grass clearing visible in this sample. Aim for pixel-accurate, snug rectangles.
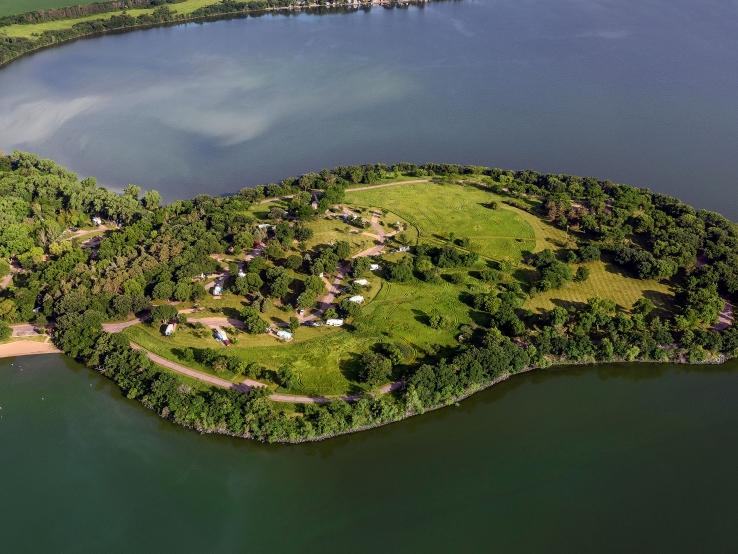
[303,217,377,254]
[348,181,537,262]
[524,260,674,313]
[0,0,100,17]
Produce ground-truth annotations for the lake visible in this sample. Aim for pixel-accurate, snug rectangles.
[0,0,737,218]
[1,2,737,550]
[1,354,736,552]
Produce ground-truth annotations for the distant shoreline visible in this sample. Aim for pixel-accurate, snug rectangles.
[0,0,434,69]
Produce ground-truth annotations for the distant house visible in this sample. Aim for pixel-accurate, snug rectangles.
[92,216,103,226]
[212,285,223,296]
[237,270,246,278]
[164,323,176,336]
[369,263,380,271]
[276,330,293,342]
[325,319,344,327]
[348,295,365,304]
[397,246,411,253]
[353,278,369,286]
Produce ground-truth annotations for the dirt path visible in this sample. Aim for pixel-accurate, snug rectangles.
[102,317,147,333]
[131,342,402,404]
[714,301,734,331]
[186,316,244,329]
[345,179,429,193]
[259,178,429,205]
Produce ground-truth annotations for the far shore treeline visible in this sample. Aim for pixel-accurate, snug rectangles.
[0,0,435,67]
[0,151,736,442]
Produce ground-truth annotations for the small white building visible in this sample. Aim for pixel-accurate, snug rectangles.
[238,270,246,278]
[216,328,229,342]
[348,295,365,304]
[397,246,411,253]
[92,216,103,226]
[213,285,223,296]
[164,323,176,336]
[276,330,293,342]
[353,278,369,286]
[325,318,344,327]
[369,263,381,271]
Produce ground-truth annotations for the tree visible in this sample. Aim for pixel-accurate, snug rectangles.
[574,266,590,282]
[151,304,178,323]
[289,316,299,333]
[285,254,302,270]
[389,260,413,282]
[277,365,299,389]
[152,281,174,300]
[142,190,161,210]
[123,184,140,199]
[335,241,351,260]
[632,297,655,317]
[0,320,11,341]
[359,351,392,386]
[173,281,192,302]
[240,306,269,334]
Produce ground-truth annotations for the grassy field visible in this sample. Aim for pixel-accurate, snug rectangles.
[124,270,475,396]
[302,217,377,255]
[348,181,537,262]
[524,260,674,313]
[0,0,99,17]
[0,0,225,37]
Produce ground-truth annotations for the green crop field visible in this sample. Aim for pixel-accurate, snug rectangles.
[0,0,224,37]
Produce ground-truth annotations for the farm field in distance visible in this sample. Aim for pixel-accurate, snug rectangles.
[0,0,99,17]
[1,0,241,37]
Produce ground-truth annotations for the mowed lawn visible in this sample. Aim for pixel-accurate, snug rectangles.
[524,260,674,313]
[347,181,536,262]
[303,217,377,254]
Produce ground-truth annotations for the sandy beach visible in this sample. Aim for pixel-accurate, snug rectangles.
[0,339,61,358]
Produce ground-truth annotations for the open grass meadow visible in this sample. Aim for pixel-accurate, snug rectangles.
[524,260,675,313]
[348,181,538,262]
[0,0,99,17]
[124,271,477,396]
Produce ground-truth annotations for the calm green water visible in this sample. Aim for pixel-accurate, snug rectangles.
[1,354,736,552]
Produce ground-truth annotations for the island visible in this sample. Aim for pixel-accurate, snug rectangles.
[0,152,736,442]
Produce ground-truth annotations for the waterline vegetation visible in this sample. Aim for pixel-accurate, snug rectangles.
[0,152,736,442]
